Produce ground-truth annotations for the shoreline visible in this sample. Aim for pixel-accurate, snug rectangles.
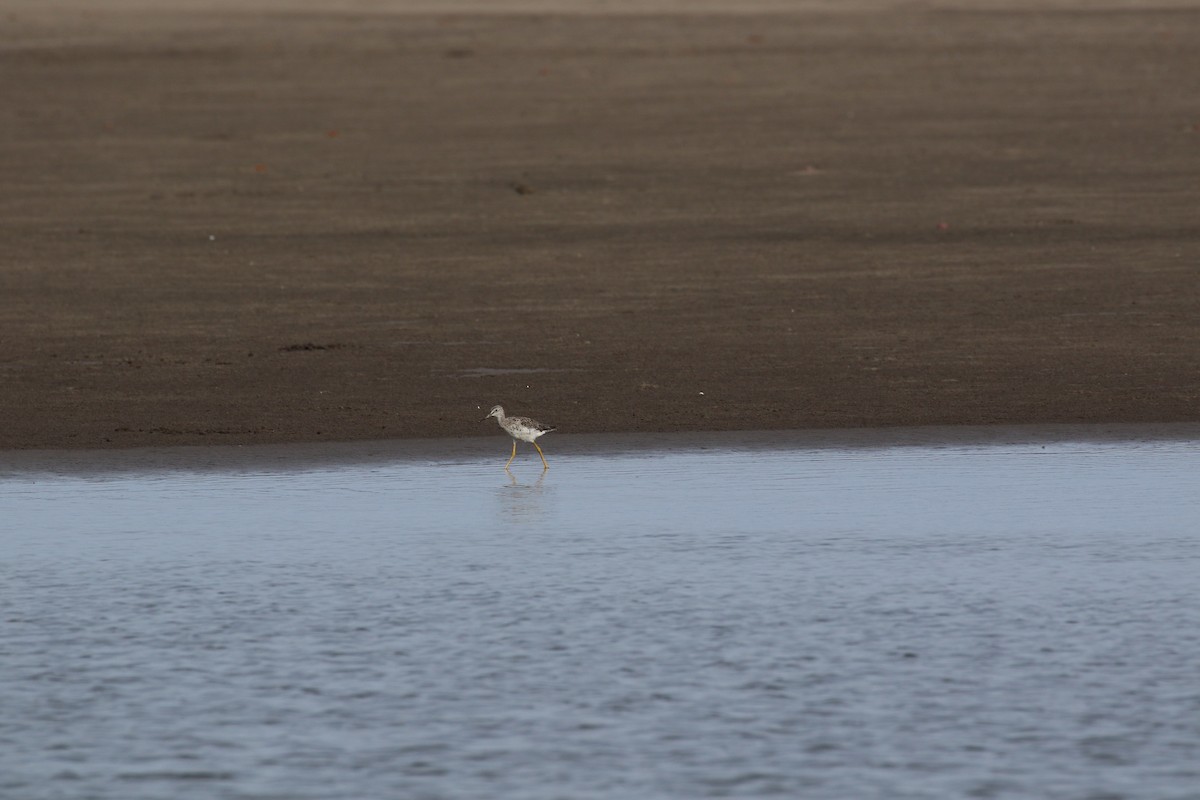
[4,422,1198,476]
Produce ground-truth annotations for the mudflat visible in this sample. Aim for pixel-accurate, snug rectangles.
[2,1,1198,449]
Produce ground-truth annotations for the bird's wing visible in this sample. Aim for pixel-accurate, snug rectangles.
[511,416,555,433]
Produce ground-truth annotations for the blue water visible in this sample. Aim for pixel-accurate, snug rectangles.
[2,428,1198,799]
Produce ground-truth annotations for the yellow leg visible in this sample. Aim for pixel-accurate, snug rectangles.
[534,441,549,470]
[504,440,517,470]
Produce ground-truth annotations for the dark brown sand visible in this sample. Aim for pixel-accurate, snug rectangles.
[2,1,1198,449]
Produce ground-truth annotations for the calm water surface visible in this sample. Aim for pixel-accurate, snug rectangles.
[2,429,1199,799]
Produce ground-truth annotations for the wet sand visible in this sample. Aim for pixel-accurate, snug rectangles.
[2,1,1199,450]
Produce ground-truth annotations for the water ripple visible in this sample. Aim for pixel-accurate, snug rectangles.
[2,432,1199,799]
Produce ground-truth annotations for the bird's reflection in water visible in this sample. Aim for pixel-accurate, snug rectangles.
[498,470,549,523]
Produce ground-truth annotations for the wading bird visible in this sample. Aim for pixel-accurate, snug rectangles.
[483,405,555,470]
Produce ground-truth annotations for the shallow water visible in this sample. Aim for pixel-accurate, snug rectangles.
[2,429,1199,799]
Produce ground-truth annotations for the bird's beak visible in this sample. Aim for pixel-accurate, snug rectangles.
[481,416,489,422]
